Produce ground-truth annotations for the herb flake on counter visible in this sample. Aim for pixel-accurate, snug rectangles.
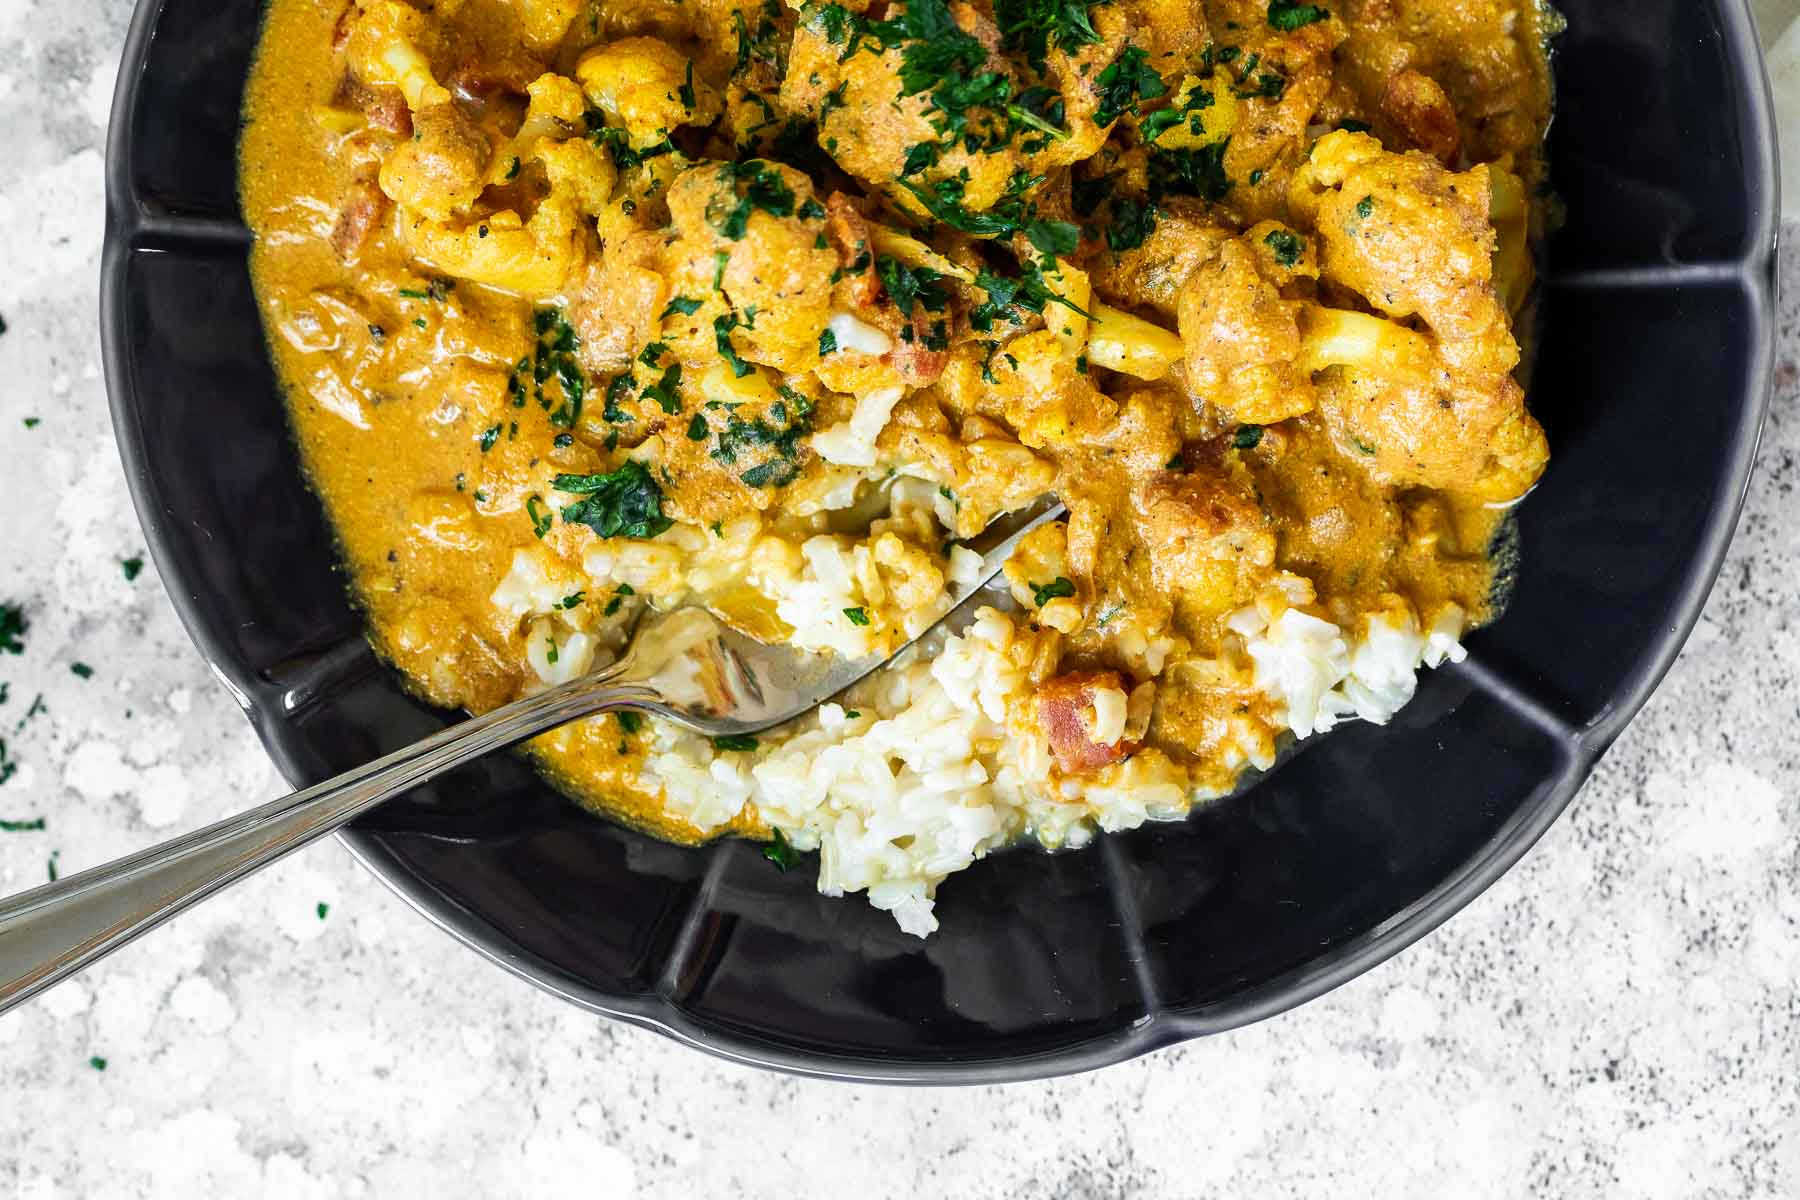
[0,816,44,831]
[555,461,675,540]
[0,604,26,654]
[316,902,330,920]
[89,1056,107,1071]
[120,556,144,582]
[1030,576,1076,606]
[69,663,93,680]
[22,417,39,429]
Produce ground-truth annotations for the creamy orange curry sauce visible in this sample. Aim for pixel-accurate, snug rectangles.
[240,0,1552,843]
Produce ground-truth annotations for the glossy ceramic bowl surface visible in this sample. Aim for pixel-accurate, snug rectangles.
[102,0,1776,1081]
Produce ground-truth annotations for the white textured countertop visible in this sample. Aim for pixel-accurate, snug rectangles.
[1,2,1797,1195]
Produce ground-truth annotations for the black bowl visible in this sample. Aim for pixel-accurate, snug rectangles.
[101,0,1776,1081]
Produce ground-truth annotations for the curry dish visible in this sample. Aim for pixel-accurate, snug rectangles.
[240,0,1553,932]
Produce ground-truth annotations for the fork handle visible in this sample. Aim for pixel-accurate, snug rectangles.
[0,669,655,1015]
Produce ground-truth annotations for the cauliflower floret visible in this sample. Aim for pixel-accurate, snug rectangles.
[1294,130,1512,376]
[400,131,610,297]
[780,8,1023,222]
[568,228,670,375]
[660,160,836,372]
[345,2,494,220]
[576,37,721,147]
[507,0,581,51]
[1286,131,1547,499]
[1176,234,1315,425]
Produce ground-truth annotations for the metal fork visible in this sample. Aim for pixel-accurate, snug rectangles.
[0,498,1064,1014]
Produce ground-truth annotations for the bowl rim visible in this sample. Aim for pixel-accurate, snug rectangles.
[99,0,1779,1083]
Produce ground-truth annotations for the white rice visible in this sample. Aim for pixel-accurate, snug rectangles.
[494,498,1470,937]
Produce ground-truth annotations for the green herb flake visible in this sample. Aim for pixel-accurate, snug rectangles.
[89,1056,107,1071]
[661,296,704,320]
[762,827,799,872]
[1,604,29,655]
[316,902,330,920]
[120,556,144,582]
[1030,576,1076,606]
[713,734,760,752]
[554,461,675,539]
[526,494,554,539]
[687,412,710,440]
[0,817,45,832]
[616,710,644,734]
[1263,228,1304,266]
[1266,0,1329,31]
[1093,45,1164,126]
[842,606,871,626]
[1233,424,1264,449]
[22,417,40,429]
[679,60,697,108]
[478,424,502,452]
[69,663,93,680]
[1354,194,1375,220]
[818,327,839,356]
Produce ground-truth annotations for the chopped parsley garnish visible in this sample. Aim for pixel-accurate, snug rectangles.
[687,412,710,440]
[588,120,675,171]
[762,827,800,871]
[478,424,501,452]
[714,311,754,377]
[1105,198,1157,251]
[713,734,760,752]
[1267,0,1329,31]
[1030,577,1077,605]
[1233,424,1264,449]
[1337,119,1372,133]
[842,606,871,626]
[616,710,643,734]
[554,461,675,539]
[994,0,1101,70]
[515,308,587,428]
[1264,228,1304,266]
[679,61,697,109]
[709,388,814,488]
[661,295,704,320]
[0,604,26,654]
[1141,82,1215,143]
[557,591,586,609]
[639,361,685,414]
[713,160,798,240]
[525,494,554,539]
[1093,45,1164,126]
[1354,194,1375,219]
[818,327,839,356]
[120,556,144,582]
[876,257,950,316]
[1148,138,1233,203]
[1352,437,1378,455]
[603,583,635,616]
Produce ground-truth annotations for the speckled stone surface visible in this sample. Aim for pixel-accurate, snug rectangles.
[0,3,1797,1196]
